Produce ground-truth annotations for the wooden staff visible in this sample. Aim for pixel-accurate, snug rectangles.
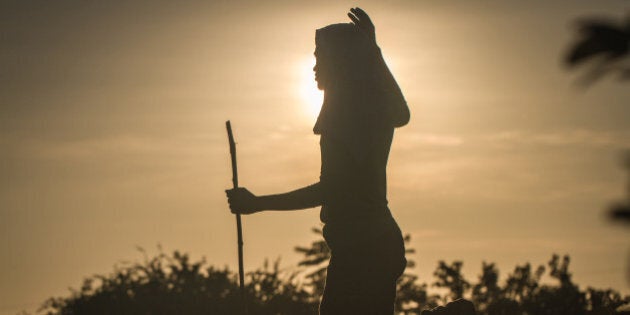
[226,120,247,314]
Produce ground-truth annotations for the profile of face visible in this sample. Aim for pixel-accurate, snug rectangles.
[313,23,373,92]
[313,45,330,91]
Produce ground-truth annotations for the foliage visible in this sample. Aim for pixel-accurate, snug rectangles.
[294,230,629,314]
[564,13,630,85]
[40,232,630,315]
[293,227,330,299]
[433,261,471,302]
[40,248,317,315]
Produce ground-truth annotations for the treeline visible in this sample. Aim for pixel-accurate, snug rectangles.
[40,230,629,315]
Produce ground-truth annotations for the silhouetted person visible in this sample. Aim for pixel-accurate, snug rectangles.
[226,8,409,314]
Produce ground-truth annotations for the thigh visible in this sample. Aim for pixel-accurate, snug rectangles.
[320,259,399,314]
[319,229,406,314]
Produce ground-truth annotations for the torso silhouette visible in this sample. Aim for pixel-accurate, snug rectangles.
[319,130,391,220]
[318,125,398,250]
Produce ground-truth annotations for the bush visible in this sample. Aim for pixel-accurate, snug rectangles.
[40,232,630,315]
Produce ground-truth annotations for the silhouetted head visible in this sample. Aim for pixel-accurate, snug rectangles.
[314,23,377,91]
[312,23,395,136]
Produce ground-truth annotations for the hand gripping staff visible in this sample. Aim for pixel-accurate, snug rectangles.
[226,120,247,314]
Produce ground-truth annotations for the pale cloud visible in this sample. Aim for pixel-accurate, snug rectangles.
[397,132,464,148]
[2,132,218,162]
[390,127,628,208]
[482,129,630,148]
[396,129,630,151]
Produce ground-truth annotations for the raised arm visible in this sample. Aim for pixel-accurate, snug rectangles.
[226,182,323,214]
[348,7,410,127]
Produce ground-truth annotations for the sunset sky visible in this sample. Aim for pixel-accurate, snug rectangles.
[1,0,629,313]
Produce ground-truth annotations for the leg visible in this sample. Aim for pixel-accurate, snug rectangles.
[319,227,406,315]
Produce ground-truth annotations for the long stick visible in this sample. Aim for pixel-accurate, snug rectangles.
[226,120,247,314]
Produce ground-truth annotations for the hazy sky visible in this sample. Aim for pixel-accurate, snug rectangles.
[1,0,629,313]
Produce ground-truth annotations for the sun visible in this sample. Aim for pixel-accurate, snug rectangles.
[298,57,324,120]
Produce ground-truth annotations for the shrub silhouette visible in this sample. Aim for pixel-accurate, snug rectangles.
[41,249,317,315]
[40,232,630,315]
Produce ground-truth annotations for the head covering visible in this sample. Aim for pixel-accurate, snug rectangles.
[312,23,388,138]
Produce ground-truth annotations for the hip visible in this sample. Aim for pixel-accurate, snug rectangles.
[322,212,404,255]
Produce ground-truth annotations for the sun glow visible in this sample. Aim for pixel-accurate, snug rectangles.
[298,57,324,120]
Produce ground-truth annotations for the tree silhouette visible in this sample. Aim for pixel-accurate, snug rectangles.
[432,261,471,302]
[293,227,330,299]
[471,262,503,314]
[565,13,630,85]
[293,229,630,314]
[40,249,317,315]
[39,234,630,315]
[609,153,630,226]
